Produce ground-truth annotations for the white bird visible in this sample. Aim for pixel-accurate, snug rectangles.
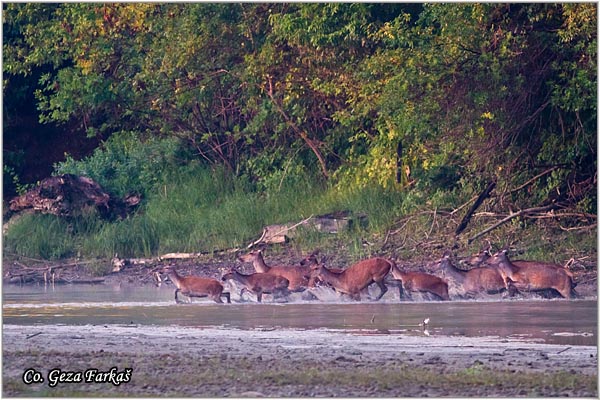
[419,317,430,327]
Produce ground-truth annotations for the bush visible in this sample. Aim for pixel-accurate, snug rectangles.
[55,131,184,198]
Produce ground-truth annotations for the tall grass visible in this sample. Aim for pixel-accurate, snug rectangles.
[8,132,594,265]
[4,164,409,260]
[3,213,76,259]
[4,163,595,265]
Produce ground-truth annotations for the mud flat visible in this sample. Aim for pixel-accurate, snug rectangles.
[2,323,597,397]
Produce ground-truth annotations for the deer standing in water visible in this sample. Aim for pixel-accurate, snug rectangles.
[486,249,576,299]
[433,252,506,298]
[309,257,392,301]
[162,265,230,304]
[468,248,575,279]
[390,264,450,301]
[239,250,309,292]
[221,268,290,303]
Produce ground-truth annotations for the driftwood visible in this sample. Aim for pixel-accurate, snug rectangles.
[247,216,314,248]
[247,211,355,248]
[110,250,243,272]
[110,212,357,271]
[8,174,140,220]
[4,259,106,285]
[6,273,105,285]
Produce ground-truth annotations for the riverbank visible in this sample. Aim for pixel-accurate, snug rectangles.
[3,245,598,300]
[2,324,597,397]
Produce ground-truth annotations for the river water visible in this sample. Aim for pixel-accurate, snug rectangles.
[3,283,597,346]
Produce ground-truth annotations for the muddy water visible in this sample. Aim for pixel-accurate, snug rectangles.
[3,284,597,346]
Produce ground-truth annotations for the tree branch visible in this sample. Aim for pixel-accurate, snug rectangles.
[508,166,559,195]
[468,204,563,244]
[263,79,329,178]
[455,181,496,235]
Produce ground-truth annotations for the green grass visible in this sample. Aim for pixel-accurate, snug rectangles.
[3,165,408,260]
[4,162,596,267]
[3,213,76,259]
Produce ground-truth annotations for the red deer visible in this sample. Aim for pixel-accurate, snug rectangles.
[239,250,309,292]
[309,257,392,301]
[486,249,576,299]
[434,252,506,298]
[162,265,230,304]
[390,264,449,301]
[300,254,379,300]
[468,248,576,290]
[299,253,344,287]
[464,249,493,267]
[221,268,290,303]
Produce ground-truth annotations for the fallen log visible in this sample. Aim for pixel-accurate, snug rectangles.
[61,277,105,285]
[247,212,355,248]
[112,211,358,269]
[110,249,243,272]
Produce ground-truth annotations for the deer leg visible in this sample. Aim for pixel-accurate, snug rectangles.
[279,288,290,302]
[345,291,361,301]
[439,288,450,301]
[557,286,572,299]
[398,280,405,300]
[428,290,446,301]
[222,292,231,304]
[570,287,579,299]
[174,289,184,304]
[256,291,263,303]
[373,280,388,301]
[507,280,519,297]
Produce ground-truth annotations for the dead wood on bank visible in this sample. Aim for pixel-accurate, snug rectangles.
[5,260,106,285]
[110,212,357,272]
[8,174,140,220]
[455,181,496,235]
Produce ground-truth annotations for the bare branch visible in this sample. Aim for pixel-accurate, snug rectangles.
[468,204,562,244]
[508,166,559,195]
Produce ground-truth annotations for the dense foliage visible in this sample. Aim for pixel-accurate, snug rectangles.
[5,3,596,203]
[3,4,597,260]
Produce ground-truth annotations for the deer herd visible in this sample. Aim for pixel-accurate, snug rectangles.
[160,247,578,304]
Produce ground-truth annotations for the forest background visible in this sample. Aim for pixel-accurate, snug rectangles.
[2,3,597,269]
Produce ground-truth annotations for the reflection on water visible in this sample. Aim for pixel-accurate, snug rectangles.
[2,283,597,346]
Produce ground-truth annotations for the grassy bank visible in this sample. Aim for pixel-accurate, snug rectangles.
[3,132,596,267]
[3,163,409,260]
[4,165,596,272]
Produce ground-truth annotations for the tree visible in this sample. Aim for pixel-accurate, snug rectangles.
[4,3,596,211]
[335,3,596,211]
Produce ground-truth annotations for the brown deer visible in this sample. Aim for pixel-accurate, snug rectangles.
[300,254,375,299]
[464,249,494,267]
[486,249,576,299]
[309,257,392,301]
[221,268,290,303]
[299,253,344,287]
[434,252,506,298]
[162,265,230,304]
[239,250,309,292]
[468,249,574,276]
[390,264,449,301]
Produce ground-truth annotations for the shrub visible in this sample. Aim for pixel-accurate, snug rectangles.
[55,130,184,198]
